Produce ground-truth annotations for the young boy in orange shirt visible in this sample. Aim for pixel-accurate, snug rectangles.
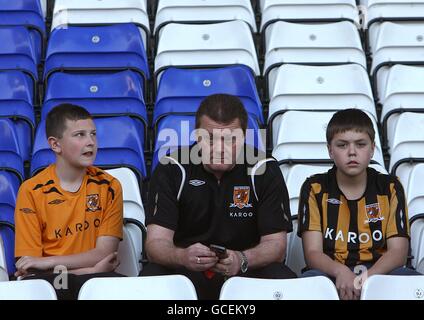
[14,104,123,299]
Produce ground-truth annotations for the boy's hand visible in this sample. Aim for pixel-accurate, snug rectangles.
[93,252,120,273]
[15,256,54,275]
[335,267,361,300]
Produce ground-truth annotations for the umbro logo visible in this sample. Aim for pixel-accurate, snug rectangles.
[48,199,65,205]
[189,179,206,187]
[327,198,342,205]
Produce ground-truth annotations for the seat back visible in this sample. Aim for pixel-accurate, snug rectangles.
[361,275,424,300]
[219,276,339,300]
[78,275,198,300]
[0,279,57,300]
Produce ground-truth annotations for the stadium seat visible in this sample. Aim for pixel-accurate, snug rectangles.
[260,0,360,33]
[0,279,57,300]
[115,225,140,277]
[0,71,35,161]
[0,119,25,182]
[0,171,19,277]
[42,71,148,144]
[417,257,424,274]
[264,21,366,98]
[154,20,260,86]
[0,26,38,87]
[380,65,424,150]
[106,168,146,274]
[0,236,8,281]
[51,0,150,49]
[361,275,424,300]
[219,276,339,300]
[31,117,147,181]
[285,219,306,277]
[396,163,424,222]
[389,112,424,174]
[44,24,150,96]
[370,22,424,100]
[154,0,257,37]
[154,66,264,130]
[410,215,424,270]
[0,0,46,64]
[152,115,265,173]
[78,275,198,300]
[365,0,424,54]
[271,111,385,173]
[267,64,376,128]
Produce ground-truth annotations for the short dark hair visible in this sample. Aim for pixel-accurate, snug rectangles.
[46,104,92,139]
[195,94,248,132]
[326,108,375,144]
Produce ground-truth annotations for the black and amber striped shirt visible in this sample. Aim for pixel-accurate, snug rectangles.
[297,166,409,266]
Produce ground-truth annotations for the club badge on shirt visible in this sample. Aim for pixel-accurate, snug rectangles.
[230,186,253,209]
[365,203,384,224]
[86,194,101,212]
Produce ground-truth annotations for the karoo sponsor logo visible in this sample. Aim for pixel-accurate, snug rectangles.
[54,218,101,239]
[324,228,383,244]
[229,212,254,218]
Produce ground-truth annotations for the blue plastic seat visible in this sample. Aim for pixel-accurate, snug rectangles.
[152,115,264,173]
[0,26,38,86]
[31,117,146,181]
[42,71,147,142]
[0,171,19,276]
[0,119,25,182]
[0,71,35,161]
[154,66,264,131]
[44,24,150,96]
[0,0,45,64]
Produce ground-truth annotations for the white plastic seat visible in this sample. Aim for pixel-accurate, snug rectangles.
[271,111,385,172]
[403,165,424,221]
[154,0,256,34]
[417,257,424,274]
[370,22,424,101]
[115,226,139,277]
[106,168,145,274]
[260,0,359,33]
[0,237,8,282]
[0,279,57,300]
[268,64,376,122]
[361,275,424,300]
[285,218,307,277]
[380,65,424,149]
[78,275,198,300]
[264,21,366,96]
[155,21,260,85]
[51,0,150,49]
[40,0,47,18]
[366,0,424,54]
[389,112,424,173]
[219,275,339,300]
[410,216,424,269]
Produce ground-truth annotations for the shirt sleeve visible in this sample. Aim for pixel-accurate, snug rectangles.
[146,162,181,231]
[297,178,322,237]
[14,182,43,257]
[98,178,123,240]
[255,160,293,236]
[386,177,410,239]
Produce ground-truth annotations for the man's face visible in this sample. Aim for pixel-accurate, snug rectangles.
[328,129,375,178]
[197,115,245,174]
[50,118,98,169]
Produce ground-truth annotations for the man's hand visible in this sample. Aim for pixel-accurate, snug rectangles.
[92,252,120,273]
[15,256,54,277]
[212,250,241,277]
[180,243,218,272]
[335,266,361,300]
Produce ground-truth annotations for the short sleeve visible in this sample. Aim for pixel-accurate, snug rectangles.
[14,182,43,257]
[386,178,409,239]
[297,179,322,237]
[98,178,123,239]
[255,160,293,236]
[146,162,181,231]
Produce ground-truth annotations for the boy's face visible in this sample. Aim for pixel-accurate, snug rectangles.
[327,130,375,178]
[49,118,97,169]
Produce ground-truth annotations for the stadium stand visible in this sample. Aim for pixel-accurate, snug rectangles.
[219,276,339,300]
[78,275,198,300]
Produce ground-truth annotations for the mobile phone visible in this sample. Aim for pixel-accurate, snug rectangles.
[210,244,228,259]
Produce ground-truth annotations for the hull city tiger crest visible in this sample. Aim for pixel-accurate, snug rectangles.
[365,203,384,224]
[86,194,101,212]
[230,186,253,209]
